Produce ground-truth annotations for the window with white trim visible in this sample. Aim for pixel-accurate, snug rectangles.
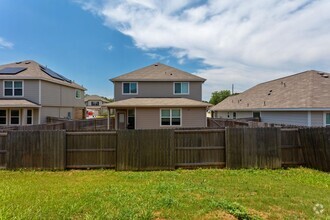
[91,101,99,106]
[27,109,33,125]
[10,110,20,125]
[174,82,189,94]
[161,109,181,126]
[4,80,23,97]
[123,82,137,94]
[0,110,6,125]
[75,90,82,99]
[326,113,330,126]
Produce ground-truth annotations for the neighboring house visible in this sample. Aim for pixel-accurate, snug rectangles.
[104,63,211,129]
[85,95,110,117]
[211,70,330,127]
[0,60,86,126]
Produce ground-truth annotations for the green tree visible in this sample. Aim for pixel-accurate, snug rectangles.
[209,90,231,105]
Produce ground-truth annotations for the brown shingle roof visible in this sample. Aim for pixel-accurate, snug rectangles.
[0,99,40,108]
[84,95,110,103]
[103,98,211,108]
[0,60,86,90]
[211,70,330,111]
[111,63,206,82]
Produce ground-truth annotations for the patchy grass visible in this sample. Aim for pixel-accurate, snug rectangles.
[0,168,329,219]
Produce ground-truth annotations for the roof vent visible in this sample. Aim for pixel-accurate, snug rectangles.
[269,90,272,92]
[25,61,31,64]
[323,75,329,78]
[16,62,22,64]
[264,101,266,106]
[154,64,158,66]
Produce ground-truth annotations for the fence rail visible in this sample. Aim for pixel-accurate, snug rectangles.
[0,128,328,171]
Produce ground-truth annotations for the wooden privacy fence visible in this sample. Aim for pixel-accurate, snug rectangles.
[226,128,282,169]
[299,128,330,172]
[175,129,225,168]
[66,131,117,169]
[0,128,328,171]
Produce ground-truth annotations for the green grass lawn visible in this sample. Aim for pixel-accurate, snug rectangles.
[0,168,329,220]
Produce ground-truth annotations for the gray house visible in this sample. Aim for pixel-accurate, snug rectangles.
[0,60,86,126]
[104,63,211,129]
[211,70,330,127]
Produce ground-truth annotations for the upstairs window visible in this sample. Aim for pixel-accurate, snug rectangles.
[174,82,189,94]
[91,101,99,106]
[123,82,137,94]
[4,81,23,97]
[75,90,82,99]
[161,109,181,126]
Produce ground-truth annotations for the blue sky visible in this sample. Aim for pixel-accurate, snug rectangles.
[1,0,330,100]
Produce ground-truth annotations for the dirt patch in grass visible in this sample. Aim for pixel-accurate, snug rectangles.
[201,210,237,220]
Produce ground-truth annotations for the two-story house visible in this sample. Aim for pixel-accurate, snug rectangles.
[0,60,86,126]
[85,95,110,117]
[104,63,211,129]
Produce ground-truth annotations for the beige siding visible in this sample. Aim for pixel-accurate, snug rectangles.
[311,111,324,127]
[41,81,61,106]
[0,79,39,103]
[40,107,60,123]
[41,81,85,107]
[24,80,39,103]
[135,107,207,129]
[33,109,39,124]
[60,107,74,119]
[61,86,85,107]
[182,108,207,127]
[261,111,308,126]
[114,81,202,101]
[40,107,76,123]
[136,108,160,129]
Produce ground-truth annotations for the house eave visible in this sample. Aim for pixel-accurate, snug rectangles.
[211,108,330,112]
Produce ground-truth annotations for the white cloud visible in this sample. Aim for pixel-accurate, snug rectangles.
[0,37,13,49]
[107,44,113,51]
[76,0,330,100]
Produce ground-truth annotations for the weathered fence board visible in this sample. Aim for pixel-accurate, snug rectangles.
[299,128,330,172]
[281,129,305,166]
[66,132,116,169]
[226,128,282,169]
[0,133,7,168]
[117,129,174,171]
[7,130,66,170]
[174,129,225,168]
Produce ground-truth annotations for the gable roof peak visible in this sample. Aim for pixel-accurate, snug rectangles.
[111,63,206,82]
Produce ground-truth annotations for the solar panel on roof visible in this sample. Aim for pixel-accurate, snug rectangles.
[0,67,27,75]
[39,65,72,83]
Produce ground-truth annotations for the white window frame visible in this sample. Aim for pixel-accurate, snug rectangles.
[160,108,182,127]
[3,80,24,97]
[173,82,189,95]
[9,109,20,125]
[325,112,330,127]
[26,109,33,125]
[75,90,82,99]
[0,109,7,125]
[122,82,138,95]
